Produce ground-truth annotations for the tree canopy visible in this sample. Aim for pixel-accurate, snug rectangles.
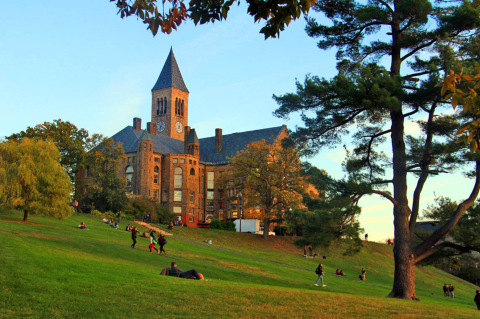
[6,119,104,187]
[0,138,72,221]
[81,138,128,213]
[111,0,316,39]
[273,0,480,300]
[221,139,306,238]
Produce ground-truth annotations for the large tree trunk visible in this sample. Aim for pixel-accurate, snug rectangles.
[388,203,418,300]
[23,208,29,221]
[263,217,270,239]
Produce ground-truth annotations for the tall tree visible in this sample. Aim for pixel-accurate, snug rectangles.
[221,140,306,238]
[0,138,72,221]
[82,138,128,213]
[110,0,316,39]
[273,0,480,299]
[6,119,104,186]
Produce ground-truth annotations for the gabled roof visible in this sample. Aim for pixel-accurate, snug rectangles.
[187,129,199,144]
[152,48,189,93]
[111,126,184,155]
[198,126,285,164]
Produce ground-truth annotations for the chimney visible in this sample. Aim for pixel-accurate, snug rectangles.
[215,128,222,153]
[147,122,157,136]
[133,117,142,131]
[184,126,191,154]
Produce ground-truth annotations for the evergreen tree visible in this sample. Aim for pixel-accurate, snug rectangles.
[0,138,72,221]
[273,0,480,299]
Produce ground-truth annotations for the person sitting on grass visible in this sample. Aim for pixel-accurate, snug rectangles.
[113,223,119,229]
[168,222,174,230]
[339,270,345,276]
[78,222,88,230]
[140,230,149,238]
[169,262,202,280]
[125,224,131,231]
[336,269,340,275]
[103,217,108,223]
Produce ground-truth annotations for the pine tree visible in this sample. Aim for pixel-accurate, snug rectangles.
[273,0,480,300]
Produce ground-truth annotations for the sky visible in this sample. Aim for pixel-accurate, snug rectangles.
[0,1,476,242]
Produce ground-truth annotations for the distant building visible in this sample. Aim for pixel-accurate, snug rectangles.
[78,48,288,226]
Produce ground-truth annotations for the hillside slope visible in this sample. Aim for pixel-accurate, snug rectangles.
[0,209,478,318]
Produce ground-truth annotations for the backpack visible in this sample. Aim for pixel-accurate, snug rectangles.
[161,236,167,245]
[315,267,321,274]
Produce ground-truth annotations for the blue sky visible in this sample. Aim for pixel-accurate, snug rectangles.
[0,0,475,241]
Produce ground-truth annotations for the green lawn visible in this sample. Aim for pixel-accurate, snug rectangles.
[0,209,479,318]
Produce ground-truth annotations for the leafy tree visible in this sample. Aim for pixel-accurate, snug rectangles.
[273,0,480,299]
[125,196,174,223]
[221,139,306,239]
[82,138,128,213]
[6,119,104,187]
[110,0,315,39]
[0,138,72,221]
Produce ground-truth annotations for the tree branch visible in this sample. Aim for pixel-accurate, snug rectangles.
[413,160,480,259]
[400,39,437,62]
[414,241,471,264]
[372,190,398,206]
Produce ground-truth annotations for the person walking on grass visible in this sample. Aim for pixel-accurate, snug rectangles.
[303,246,307,257]
[158,233,167,255]
[117,211,121,224]
[474,290,480,310]
[143,212,147,222]
[361,268,366,281]
[131,227,138,249]
[314,263,326,287]
[449,284,455,299]
[443,284,449,297]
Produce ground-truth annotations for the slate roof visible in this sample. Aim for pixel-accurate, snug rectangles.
[111,125,285,165]
[198,126,285,164]
[111,126,184,155]
[152,48,189,93]
[138,130,152,141]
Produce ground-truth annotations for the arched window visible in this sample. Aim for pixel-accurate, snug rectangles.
[125,166,134,187]
[181,100,184,116]
[160,99,163,114]
[174,167,182,188]
[164,97,167,114]
[175,98,178,114]
[154,166,159,184]
[157,98,160,115]
[190,168,195,176]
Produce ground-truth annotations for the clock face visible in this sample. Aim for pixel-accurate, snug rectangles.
[157,121,166,132]
[175,122,183,133]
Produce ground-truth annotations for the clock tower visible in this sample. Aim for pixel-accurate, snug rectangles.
[151,48,189,141]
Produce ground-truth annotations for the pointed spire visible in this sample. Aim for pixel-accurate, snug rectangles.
[138,130,153,141]
[187,129,199,144]
[152,48,189,92]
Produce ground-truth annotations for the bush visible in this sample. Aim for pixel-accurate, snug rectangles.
[91,210,102,216]
[123,196,174,224]
[209,219,236,231]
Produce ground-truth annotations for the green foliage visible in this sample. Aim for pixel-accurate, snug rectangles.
[0,138,73,221]
[90,210,102,216]
[111,0,315,39]
[208,219,236,231]
[124,196,174,224]
[6,119,103,187]
[82,138,128,213]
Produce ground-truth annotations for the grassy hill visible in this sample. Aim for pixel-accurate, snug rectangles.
[1,209,479,318]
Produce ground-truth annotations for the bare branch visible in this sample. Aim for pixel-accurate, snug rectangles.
[372,190,398,206]
[400,39,437,62]
[414,242,471,264]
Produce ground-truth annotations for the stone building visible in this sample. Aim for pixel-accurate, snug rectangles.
[83,48,288,227]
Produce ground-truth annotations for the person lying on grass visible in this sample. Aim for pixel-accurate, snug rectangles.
[169,262,203,280]
[78,222,88,230]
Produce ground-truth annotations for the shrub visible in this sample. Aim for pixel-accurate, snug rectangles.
[209,219,224,230]
[225,221,236,231]
[91,210,102,216]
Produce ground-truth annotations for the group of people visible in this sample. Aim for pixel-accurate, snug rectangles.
[129,226,168,255]
[143,212,153,223]
[335,269,345,276]
[103,218,119,229]
[443,284,455,299]
[359,268,366,281]
[386,239,394,246]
